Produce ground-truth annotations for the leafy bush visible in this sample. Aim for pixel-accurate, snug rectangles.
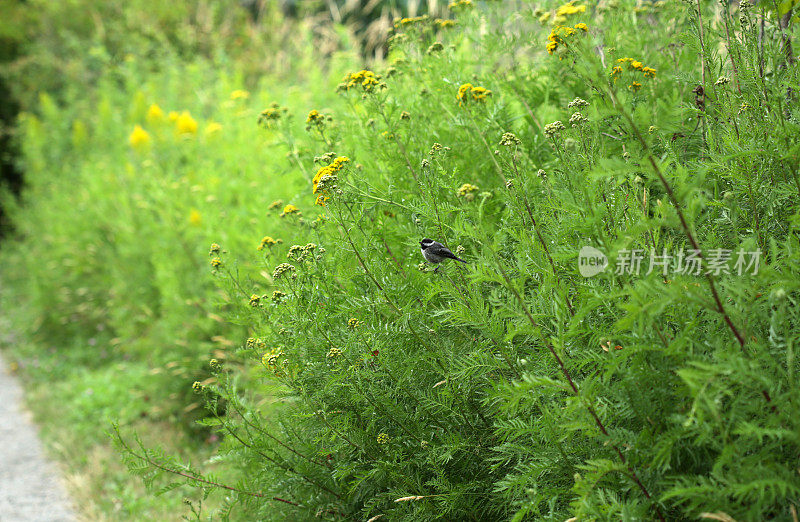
[109,1,800,520]
[4,0,800,520]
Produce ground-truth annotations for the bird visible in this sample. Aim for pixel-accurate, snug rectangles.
[419,238,466,271]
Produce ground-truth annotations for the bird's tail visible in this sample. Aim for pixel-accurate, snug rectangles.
[455,256,467,263]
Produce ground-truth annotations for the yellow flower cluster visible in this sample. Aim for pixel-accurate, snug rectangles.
[377,433,390,444]
[230,89,250,100]
[457,183,480,201]
[312,156,350,195]
[457,83,492,106]
[327,347,343,358]
[259,103,284,127]
[257,236,280,250]
[339,70,383,93]
[435,18,456,29]
[176,111,198,135]
[538,1,586,25]
[146,104,164,123]
[261,349,284,373]
[556,1,586,16]
[348,318,361,329]
[280,204,300,217]
[546,23,588,55]
[249,294,261,307]
[448,0,472,9]
[615,57,657,79]
[306,110,325,125]
[394,15,427,28]
[129,125,150,148]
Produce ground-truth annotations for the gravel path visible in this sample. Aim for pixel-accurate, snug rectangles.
[0,352,76,522]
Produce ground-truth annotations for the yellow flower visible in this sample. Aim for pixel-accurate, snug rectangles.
[258,106,282,127]
[176,111,198,135]
[556,1,586,16]
[362,76,379,91]
[631,60,644,71]
[306,109,324,124]
[457,183,480,201]
[457,83,473,104]
[339,70,382,92]
[642,67,657,78]
[280,204,300,217]
[394,16,426,28]
[268,199,284,210]
[574,22,588,32]
[312,156,349,194]
[257,236,278,250]
[457,83,491,106]
[205,122,222,136]
[129,125,150,148]
[168,111,179,122]
[547,25,581,55]
[315,195,329,206]
[230,89,250,100]
[471,86,491,101]
[629,81,642,92]
[448,0,472,9]
[146,104,164,123]
[377,433,390,444]
[189,209,202,226]
[210,257,222,269]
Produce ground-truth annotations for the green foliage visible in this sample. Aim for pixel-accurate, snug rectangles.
[3,0,800,520]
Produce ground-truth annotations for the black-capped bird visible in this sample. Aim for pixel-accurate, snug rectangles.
[419,238,466,271]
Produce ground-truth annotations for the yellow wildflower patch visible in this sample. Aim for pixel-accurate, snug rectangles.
[280,204,300,217]
[556,1,586,16]
[613,57,657,82]
[448,0,472,9]
[546,24,587,55]
[257,236,278,251]
[146,104,164,123]
[189,209,202,226]
[340,70,383,92]
[312,156,349,194]
[307,110,324,124]
[457,83,492,106]
[176,111,198,135]
[129,125,150,148]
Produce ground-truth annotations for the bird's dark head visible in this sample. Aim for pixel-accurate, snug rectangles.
[420,238,435,249]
